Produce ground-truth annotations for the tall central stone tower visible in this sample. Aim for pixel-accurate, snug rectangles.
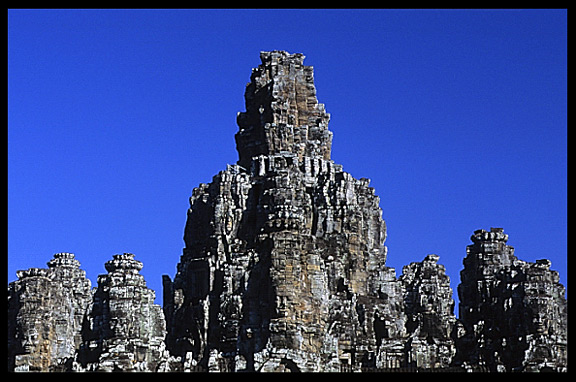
[163,51,401,371]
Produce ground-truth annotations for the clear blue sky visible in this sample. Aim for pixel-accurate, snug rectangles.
[8,9,567,309]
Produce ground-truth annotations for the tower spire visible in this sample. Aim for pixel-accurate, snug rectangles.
[235,51,332,168]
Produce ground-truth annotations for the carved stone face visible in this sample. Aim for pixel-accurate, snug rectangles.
[16,281,50,354]
[13,311,51,371]
[21,327,39,354]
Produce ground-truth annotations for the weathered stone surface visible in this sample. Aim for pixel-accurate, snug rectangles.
[75,253,168,371]
[7,253,92,371]
[162,51,462,372]
[399,254,456,369]
[454,228,568,372]
[163,51,393,371]
[7,252,170,372]
[235,51,332,169]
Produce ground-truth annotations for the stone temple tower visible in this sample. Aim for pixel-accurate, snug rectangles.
[7,51,566,373]
[77,253,167,371]
[7,253,92,371]
[454,228,568,372]
[163,50,401,372]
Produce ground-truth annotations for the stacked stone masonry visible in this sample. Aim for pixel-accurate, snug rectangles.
[454,228,568,371]
[8,51,567,372]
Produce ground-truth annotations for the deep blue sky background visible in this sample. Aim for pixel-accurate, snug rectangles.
[8,9,567,310]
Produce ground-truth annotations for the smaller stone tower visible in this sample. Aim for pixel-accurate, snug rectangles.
[7,253,92,371]
[400,254,457,369]
[76,253,167,371]
[455,228,567,372]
